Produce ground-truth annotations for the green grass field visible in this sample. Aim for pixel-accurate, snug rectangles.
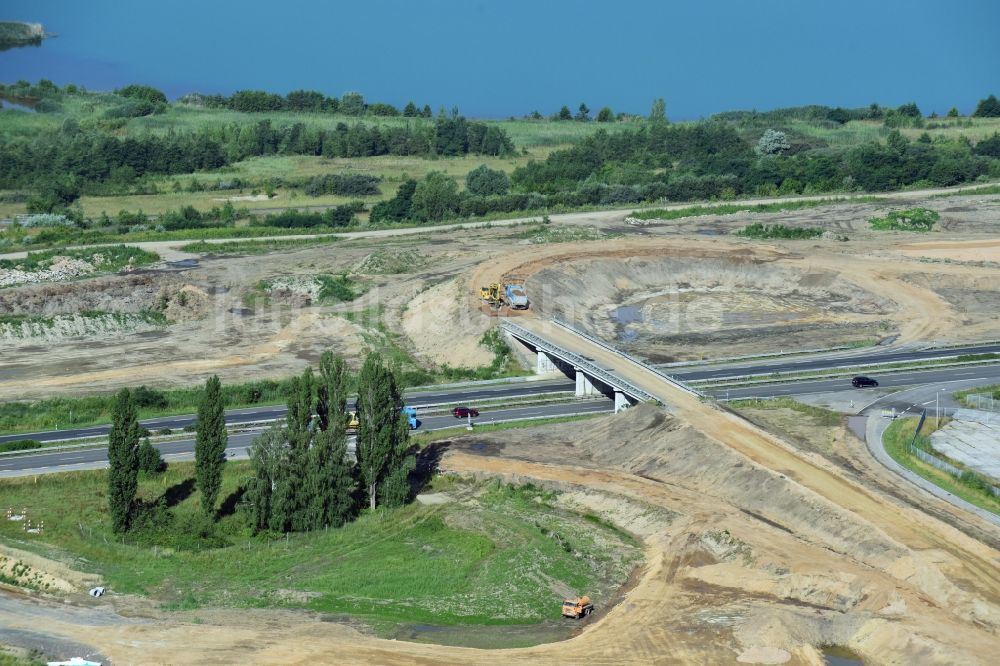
[0,464,639,629]
[728,397,842,426]
[882,417,1000,515]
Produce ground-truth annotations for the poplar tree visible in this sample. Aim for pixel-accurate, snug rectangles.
[195,375,227,515]
[271,369,315,531]
[304,352,355,529]
[107,388,140,532]
[245,424,285,531]
[356,352,412,510]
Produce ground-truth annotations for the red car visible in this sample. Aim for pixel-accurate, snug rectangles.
[452,406,480,418]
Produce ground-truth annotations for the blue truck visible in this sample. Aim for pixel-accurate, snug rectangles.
[402,406,418,430]
[503,276,529,310]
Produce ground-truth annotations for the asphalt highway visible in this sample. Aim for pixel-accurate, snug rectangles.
[0,378,575,446]
[702,363,1000,402]
[668,343,1000,382]
[0,399,612,477]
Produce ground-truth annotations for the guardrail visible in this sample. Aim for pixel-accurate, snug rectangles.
[655,343,871,368]
[501,321,659,404]
[549,319,703,397]
[691,357,1000,388]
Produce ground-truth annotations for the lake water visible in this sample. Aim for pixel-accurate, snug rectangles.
[0,4,503,111]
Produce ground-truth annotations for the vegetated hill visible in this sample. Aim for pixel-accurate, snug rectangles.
[0,22,45,51]
[1,78,999,247]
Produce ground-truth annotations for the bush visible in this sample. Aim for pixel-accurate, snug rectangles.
[0,439,42,453]
[303,174,381,197]
[138,438,166,474]
[465,165,509,196]
[116,84,168,105]
[973,133,1000,158]
[868,208,939,231]
[132,385,169,409]
[316,274,359,302]
[755,129,790,156]
[735,223,824,239]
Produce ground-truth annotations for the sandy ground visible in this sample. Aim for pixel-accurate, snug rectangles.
[1,407,998,664]
[897,238,1000,263]
[3,192,1000,398]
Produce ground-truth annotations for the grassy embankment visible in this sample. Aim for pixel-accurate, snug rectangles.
[0,245,158,273]
[728,397,841,426]
[0,465,639,634]
[954,384,1000,408]
[0,309,168,341]
[882,416,1000,515]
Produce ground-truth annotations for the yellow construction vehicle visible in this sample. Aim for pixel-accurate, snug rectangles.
[479,282,503,308]
[480,276,529,310]
[561,595,594,619]
[347,411,359,430]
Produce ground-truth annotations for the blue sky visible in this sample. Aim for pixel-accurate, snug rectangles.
[1,0,998,118]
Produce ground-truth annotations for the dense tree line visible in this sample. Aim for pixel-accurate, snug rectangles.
[107,354,415,536]
[246,351,414,532]
[0,117,513,188]
[179,88,435,119]
[367,119,999,225]
[303,173,381,197]
[507,122,996,199]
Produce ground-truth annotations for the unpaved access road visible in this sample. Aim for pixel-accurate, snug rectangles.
[1,182,992,263]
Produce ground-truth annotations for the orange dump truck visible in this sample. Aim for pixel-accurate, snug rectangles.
[561,595,594,619]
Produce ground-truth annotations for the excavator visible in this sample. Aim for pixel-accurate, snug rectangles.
[479,274,529,310]
[561,595,594,619]
[479,282,503,308]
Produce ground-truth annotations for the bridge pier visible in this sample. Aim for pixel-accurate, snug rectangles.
[575,368,596,397]
[536,350,559,374]
[614,391,632,413]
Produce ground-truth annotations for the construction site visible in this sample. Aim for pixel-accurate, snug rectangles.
[2,191,1000,664]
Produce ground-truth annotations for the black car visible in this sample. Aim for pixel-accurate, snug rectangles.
[851,376,879,388]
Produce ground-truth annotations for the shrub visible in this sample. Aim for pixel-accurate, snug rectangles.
[755,129,790,156]
[116,84,168,105]
[131,385,169,409]
[138,438,166,474]
[465,165,509,197]
[973,133,1000,158]
[0,439,41,453]
[303,174,381,197]
[734,224,823,239]
[868,208,939,231]
[316,274,359,302]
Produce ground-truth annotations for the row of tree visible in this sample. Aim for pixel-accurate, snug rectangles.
[179,89,435,118]
[0,117,514,188]
[106,352,415,535]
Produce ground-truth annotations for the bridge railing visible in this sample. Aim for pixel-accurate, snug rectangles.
[501,321,660,405]
[549,319,703,398]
